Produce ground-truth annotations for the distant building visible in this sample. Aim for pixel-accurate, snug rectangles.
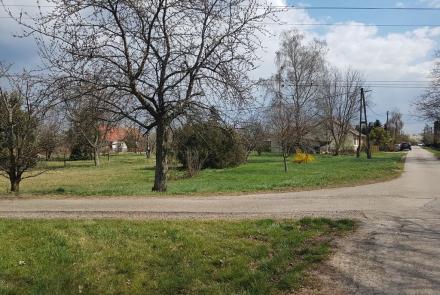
[319,128,366,154]
[105,128,129,152]
[268,122,366,154]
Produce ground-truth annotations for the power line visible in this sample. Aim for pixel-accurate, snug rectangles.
[261,6,440,11]
[263,23,440,28]
[253,80,437,89]
[2,15,440,28]
[3,3,440,11]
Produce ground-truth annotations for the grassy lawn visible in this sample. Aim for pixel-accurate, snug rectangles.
[0,218,355,295]
[425,147,440,159]
[0,152,405,197]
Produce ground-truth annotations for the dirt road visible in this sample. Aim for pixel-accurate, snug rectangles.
[0,147,439,294]
[0,147,435,219]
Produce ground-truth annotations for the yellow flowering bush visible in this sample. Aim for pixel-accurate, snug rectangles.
[293,150,316,164]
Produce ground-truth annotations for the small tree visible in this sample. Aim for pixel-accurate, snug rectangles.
[239,118,267,161]
[0,67,43,193]
[369,127,392,151]
[422,124,434,146]
[388,111,404,144]
[38,121,60,160]
[373,120,382,128]
[64,89,119,166]
[123,126,147,153]
[268,95,296,173]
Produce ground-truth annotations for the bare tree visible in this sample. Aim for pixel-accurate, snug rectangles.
[269,30,327,150]
[0,65,44,193]
[238,116,267,161]
[319,68,363,155]
[9,0,273,191]
[388,110,404,144]
[264,30,326,171]
[417,51,440,122]
[268,92,296,172]
[123,125,146,153]
[38,116,62,161]
[422,123,434,145]
[65,91,118,167]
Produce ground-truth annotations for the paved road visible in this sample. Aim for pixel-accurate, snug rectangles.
[0,147,436,219]
[0,147,439,294]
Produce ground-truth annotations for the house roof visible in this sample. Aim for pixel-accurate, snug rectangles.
[349,128,367,138]
[101,127,128,142]
[102,127,145,142]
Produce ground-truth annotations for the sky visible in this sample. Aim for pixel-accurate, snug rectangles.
[253,0,440,134]
[1,0,440,133]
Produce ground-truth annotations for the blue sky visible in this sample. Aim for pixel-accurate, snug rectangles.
[253,0,440,133]
[298,0,440,34]
[1,0,440,133]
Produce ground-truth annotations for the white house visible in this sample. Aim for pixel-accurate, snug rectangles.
[269,124,366,154]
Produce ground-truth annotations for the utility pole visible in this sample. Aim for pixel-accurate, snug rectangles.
[356,91,363,158]
[385,111,389,131]
[356,88,372,159]
[362,88,372,159]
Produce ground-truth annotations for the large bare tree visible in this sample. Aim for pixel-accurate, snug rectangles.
[417,51,440,122]
[9,0,273,191]
[319,68,363,155]
[268,30,326,151]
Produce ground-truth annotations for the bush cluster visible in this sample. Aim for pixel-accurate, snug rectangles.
[173,121,246,170]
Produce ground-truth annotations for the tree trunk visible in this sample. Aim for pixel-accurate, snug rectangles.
[283,153,288,173]
[10,177,20,193]
[93,148,100,167]
[245,150,252,162]
[333,142,341,156]
[152,120,168,192]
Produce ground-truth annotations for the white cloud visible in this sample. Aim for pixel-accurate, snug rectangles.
[325,23,440,78]
[255,2,439,80]
[252,1,440,132]
[419,0,440,7]
[325,23,440,132]
[252,0,320,78]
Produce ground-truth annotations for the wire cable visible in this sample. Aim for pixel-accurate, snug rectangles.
[2,3,440,11]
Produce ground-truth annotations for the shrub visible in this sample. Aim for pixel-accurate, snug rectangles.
[369,127,392,151]
[69,143,92,161]
[293,150,316,164]
[185,148,206,177]
[174,121,246,170]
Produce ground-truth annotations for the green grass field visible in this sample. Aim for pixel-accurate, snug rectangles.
[426,147,440,159]
[0,218,355,295]
[0,152,405,196]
